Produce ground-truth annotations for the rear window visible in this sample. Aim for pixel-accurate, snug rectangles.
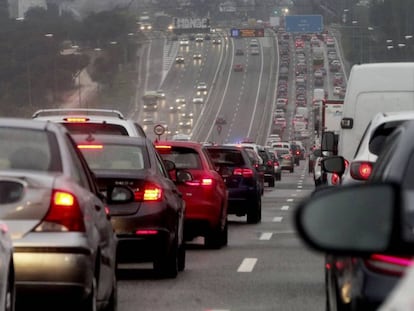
[276,148,289,155]
[63,123,129,135]
[205,149,245,166]
[158,147,202,169]
[369,121,405,155]
[0,127,61,172]
[79,144,149,170]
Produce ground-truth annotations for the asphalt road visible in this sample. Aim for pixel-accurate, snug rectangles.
[117,160,325,311]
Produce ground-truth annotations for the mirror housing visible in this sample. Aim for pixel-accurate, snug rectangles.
[321,131,337,154]
[322,156,346,176]
[295,183,414,256]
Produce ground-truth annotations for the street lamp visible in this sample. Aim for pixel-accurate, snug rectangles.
[44,33,57,104]
[367,27,374,62]
[352,21,358,63]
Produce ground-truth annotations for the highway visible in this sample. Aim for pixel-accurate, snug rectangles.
[117,162,325,311]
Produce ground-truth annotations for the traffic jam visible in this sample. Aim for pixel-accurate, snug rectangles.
[3,0,414,310]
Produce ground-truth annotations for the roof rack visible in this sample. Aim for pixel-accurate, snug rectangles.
[32,108,125,119]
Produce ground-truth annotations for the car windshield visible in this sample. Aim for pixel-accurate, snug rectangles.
[4,0,413,309]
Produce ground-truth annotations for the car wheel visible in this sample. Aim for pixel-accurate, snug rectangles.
[269,177,275,187]
[81,275,97,311]
[276,173,282,181]
[102,274,117,311]
[154,237,179,278]
[177,241,186,272]
[5,264,14,311]
[205,219,227,249]
[247,195,261,224]
[221,218,228,247]
[290,167,294,173]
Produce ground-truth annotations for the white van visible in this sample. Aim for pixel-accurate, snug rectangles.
[338,63,414,163]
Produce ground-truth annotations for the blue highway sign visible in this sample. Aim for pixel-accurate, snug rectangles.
[285,15,323,33]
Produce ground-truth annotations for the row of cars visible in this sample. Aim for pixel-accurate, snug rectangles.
[0,108,284,310]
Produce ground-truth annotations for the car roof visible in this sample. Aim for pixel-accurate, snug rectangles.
[155,140,202,148]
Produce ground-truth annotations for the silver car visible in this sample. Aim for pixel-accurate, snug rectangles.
[0,118,117,310]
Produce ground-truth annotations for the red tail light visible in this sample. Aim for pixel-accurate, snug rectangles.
[331,173,340,185]
[267,160,273,166]
[185,178,214,186]
[350,161,373,180]
[296,151,300,155]
[274,160,280,167]
[233,168,254,178]
[283,155,291,160]
[134,183,163,201]
[365,254,412,276]
[35,190,85,232]
[136,229,158,235]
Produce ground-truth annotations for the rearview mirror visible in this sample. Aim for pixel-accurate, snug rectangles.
[295,183,414,256]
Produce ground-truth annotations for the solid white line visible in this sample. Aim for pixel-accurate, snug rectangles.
[237,258,258,272]
[281,205,290,210]
[273,216,283,222]
[287,198,294,202]
[259,232,273,240]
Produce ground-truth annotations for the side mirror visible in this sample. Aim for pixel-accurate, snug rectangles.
[322,156,345,176]
[295,183,414,256]
[321,131,337,154]
[176,170,193,184]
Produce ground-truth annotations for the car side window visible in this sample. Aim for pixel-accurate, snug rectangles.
[64,135,92,191]
[354,121,372,157]
[403,153,414,189]
[152,145,169,178]
[370,133,400,182]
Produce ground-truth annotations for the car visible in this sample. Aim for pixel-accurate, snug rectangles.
[155,141,228,249]
[74,134,186,278]
[179,38,189,46]
[336,111,414,185]
[175,55,185,64]
[257,147,276,187]
[333,86,343,96]
[195,35,204,42]
[274,147,294,173]
[0,218,15,311]
[142,117,154,125]
[193,53,202,60]
[274,117,286,128]
[204,33,211,40]
[235,49,244,56]
[178,121,192,129]
[175,96,186,105]
[0,118,117,309]
[212,38,222,44]
[180,112,194,120]
[205,145,262,224]
[32,108,146,137]
[265,147,282,181]
[273,109,285,118]
[192,96,204,104]
[290,143,302,165]
[233,64,244,72]
[143,90,165,100]
[169,104,181,113]
[143,103,158,111]
[250,48,259,55]
[196,82,208,95]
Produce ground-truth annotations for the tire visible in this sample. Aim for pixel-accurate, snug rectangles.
[205,219,227,249]
[290,167,294,173]
[221,218,228,247]
[102,275,117,311]
[247,195,261,224]
[177,242,186,272]
[5,264,14,311]
[81,275,97,311]
[276,173,281,181]
[154,237,178,279]
[269,177,275,187]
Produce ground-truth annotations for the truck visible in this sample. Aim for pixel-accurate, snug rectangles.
[312,46,324,70]
[322,99,344,135]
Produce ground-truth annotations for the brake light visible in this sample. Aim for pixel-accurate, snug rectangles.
[344,159,349,168]
[296,151,300,155]
[136,229,158,235]
[185,178,214,186]
[134,183,163,202]
[233,168,254,178]
[267,160,273,166]
[350,161,373,180]
[155,145,172,150]
[35,190,85,232]
[77,144,103,149]
[331,173,340,185]
[64,117,89,122]
[283,155,290,160]
[365,254,413,276]
[274,160,279,167]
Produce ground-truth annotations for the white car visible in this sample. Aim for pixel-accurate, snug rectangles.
[333,86,343,95]
[196,82,208,95]
[179,38,189,46]
[192,97,204,104]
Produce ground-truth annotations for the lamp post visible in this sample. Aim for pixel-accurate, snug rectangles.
[367,27,374,62]
[405,35,413,61]
[398,43,406,61]
[352,21,358,63]
[44,33,57,104]
[16,17,33,108]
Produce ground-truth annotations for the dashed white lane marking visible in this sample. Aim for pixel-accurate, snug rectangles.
[281,205,290,210]
[259,232,273,240]
[297,189,302,192]
[273,216,283,222]
[287,198,294,202]
[207,309,230,311]
[298,185,303,188]
[237,258,258,272]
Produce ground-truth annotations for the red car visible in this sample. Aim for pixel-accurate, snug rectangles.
[233,64,244,72]
[155,141,228,249]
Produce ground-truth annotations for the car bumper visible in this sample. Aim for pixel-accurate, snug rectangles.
[14,250,93,298]
[227,187,258,214]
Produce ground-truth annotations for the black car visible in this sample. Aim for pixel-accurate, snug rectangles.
[74,134,186,278]
[290,144,301,165]
[257,148,276,187]
[323,120,414,310]
[205,145,262,224]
